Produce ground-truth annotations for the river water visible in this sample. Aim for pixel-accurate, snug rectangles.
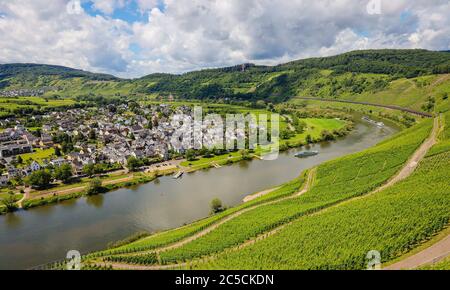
[0,118,398,269]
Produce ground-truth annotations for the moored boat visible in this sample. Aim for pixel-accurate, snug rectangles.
[295,151,319,158]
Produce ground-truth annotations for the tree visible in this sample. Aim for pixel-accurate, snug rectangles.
[86,178,103,196]
[210,198,224,214]
[61,142,74,154]
[89,129,96,140]
[305,134,313,144]
[27,169,52,189]
[54,146,62,157]
[83,164,96,177]
[16,156,23,164]
[54,164,73,183]
[239,149,251,161]
[295,120,307,134]
[185,149,197,162]
[127,157,142,172]
[321,130,336,141]
[1,195,18,212]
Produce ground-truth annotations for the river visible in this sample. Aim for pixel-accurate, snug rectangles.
[0,117,398,269]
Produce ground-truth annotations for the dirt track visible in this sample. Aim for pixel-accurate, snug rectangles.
[385,234,450,270]
[374,117,440,193]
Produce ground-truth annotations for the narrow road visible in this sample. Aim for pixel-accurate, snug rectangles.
[374,117,440,193]
[385,235,450,270]
[29,176,136,200]
[16,187,30,209]
[243,187,280,203]
[296,97,433,117]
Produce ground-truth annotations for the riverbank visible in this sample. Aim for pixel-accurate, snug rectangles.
[0,116,397,270]
[0,117,353,215]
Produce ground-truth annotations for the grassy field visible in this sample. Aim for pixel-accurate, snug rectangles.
[181,117,348,169]
[18,148,55,165]
[0,96,76,117]
[292,73,450,112]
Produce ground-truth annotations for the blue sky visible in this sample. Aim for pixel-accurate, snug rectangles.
[81,0,166,23]
[0,0,449,78]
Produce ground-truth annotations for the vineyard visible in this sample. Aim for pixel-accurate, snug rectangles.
[421,257,450,270]
[87,119,435,267]
[192,150,449,269]
[85,172,308,259]
[427,111,450,157]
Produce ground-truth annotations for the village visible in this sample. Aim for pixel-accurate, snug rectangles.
[0,102,224,188]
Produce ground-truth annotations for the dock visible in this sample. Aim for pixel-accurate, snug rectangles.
[362,116,385,127]
[211,162,222,169]
[173,171,184,179]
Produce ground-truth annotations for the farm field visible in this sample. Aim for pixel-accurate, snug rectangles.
[0,96,76,117]
[18,148,55,165]
[292,73,450,112]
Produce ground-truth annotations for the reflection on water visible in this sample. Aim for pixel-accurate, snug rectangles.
[60,199,78,209]
[4,213,22,229]
[0,119,398,269]
[86,195,104,209]
[238,160,250,169]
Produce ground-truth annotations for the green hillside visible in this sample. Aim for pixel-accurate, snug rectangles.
[2,50,450,108]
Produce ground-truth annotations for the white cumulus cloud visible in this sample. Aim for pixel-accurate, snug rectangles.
[0,0,449,78]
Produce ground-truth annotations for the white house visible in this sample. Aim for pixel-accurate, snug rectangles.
[50,158,66,167]
[30,161,41,172]
[0,175,9,187]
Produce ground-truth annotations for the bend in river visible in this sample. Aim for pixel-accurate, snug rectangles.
[0,117,399,269]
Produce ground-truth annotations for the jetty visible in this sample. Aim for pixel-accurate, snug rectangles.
[211,162,222,169]
[173,171,184,179]
[362,116,385,127]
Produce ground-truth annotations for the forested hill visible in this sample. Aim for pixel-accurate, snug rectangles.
[0,63,118,81]
[279,49,450,76]
[1,49,450,103]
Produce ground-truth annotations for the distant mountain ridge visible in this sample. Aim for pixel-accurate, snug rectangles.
[0,63,118,81]
[1,49,450,103]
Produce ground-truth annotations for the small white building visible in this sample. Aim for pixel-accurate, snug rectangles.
[30,161,41,172]
[0,175,9,187]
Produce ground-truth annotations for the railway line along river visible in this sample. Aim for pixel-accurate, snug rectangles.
[0,116,399,269]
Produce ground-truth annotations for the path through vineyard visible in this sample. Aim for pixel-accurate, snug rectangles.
[384,233,450,270]
[383,116,450,270]
[99,168,316,268]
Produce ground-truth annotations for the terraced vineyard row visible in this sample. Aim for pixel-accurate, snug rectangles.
[100,119,433,266]
[191,150,450,269]
[427,111,450,156]
[86,172,308,259]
